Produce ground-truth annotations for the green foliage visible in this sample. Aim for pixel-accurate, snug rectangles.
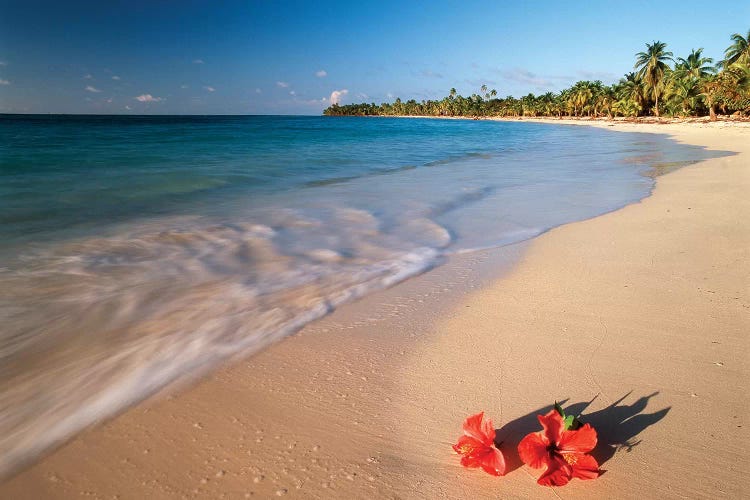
[554,401,582,431]
[634,41,673,116]
[722,30,750,68]
[324,30,750,119]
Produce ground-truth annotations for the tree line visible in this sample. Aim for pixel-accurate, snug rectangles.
[324,31,750,120]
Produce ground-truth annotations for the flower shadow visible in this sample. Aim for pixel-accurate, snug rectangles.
[494,392,670,474]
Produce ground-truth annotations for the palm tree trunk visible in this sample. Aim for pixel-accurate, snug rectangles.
[706,93,716,122]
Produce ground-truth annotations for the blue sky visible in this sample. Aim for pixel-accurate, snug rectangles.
[0,0,748,114]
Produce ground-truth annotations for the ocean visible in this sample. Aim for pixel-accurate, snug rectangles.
[0,114,724,475]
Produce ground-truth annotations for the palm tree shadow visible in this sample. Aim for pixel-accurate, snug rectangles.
[494,392,670,474]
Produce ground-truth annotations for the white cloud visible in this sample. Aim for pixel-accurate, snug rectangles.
[0,61,7,66]
[0,79,10,85]
[125,105,131,110]
[255,88,262,93]
[276,81,289,88]
[499,68,553,88]
[112,75,121,80]
[420,69,443,79]
[329,89,348,105]
[193,59,204,64]
[83,73,92,79]
[181,84,189,89]
[105,97,113,103]
[315,70,327,78]
[135,94,162,102]
[204,86,216,92]
[85,85,101,93]
[289,90,296,96]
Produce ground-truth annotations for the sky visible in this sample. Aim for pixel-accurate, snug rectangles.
[0,0,748,115]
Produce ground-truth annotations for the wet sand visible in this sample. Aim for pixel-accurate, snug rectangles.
[1,121,748,499]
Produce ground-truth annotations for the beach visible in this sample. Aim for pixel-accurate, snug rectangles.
[1,120,748,499]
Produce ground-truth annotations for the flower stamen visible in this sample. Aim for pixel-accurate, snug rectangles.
[459,444,475,454]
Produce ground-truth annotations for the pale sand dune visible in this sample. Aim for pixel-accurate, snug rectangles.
[1,122,747,499]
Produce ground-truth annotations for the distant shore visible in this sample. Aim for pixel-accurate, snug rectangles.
[1,120,748,499]
[385,113,750,125]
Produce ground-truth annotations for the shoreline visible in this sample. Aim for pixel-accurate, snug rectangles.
[1,121,748,498]
[384,113,750,127]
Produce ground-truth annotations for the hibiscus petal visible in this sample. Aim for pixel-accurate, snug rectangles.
[537,455,572,487]
[517,431,549,469]
[479,446,507,476]
[480,416,496,446]
[452,435,483,456]
[558,423,598,454]
[462,412,488,443]
[538,410,565,446]
[571,454,600,480]
[460,452,484,469]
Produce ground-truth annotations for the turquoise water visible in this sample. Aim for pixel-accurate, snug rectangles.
[0,115,725,475]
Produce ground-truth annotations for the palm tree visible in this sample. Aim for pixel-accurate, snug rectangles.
[634,41,673,116]
[612,73,645,118]
[674,48,715,79]
[520,93,537,116]
[474,85,489,105]
[597,86,616,118]
[569,81,594,116]
[558,88,574,117]
[586,80,606,117]
[701,75,722,121]
[539,92,556,116]
[722,30,750,68]
[612,98,640,118]
[667,78,700,116]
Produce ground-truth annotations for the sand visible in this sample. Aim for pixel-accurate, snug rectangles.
[1,120,748,499]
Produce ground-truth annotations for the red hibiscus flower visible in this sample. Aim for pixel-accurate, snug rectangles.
[517,408,600,486]
[452,412,507,476]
